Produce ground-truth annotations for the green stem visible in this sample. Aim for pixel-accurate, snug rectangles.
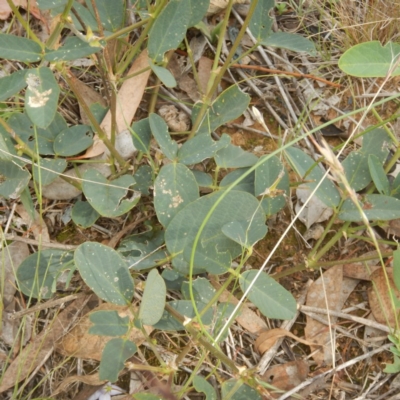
[46,0,75,49]
[105,18,149,42]
[6,0,42,46]
[189,0,259,138]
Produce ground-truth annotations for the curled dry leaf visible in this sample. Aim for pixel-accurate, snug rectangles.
[255,328,316,355]
[368,268,400,328]
[15,204,50,245]
[56,303,153,361]
[260,360,309,396]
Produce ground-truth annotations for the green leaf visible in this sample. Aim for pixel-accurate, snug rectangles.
[71,200,100,228]
[8,112,68,155]
[362,128,392,158]
[240,270,297,320]
[0,125,18,161]
[149,113,178,160]
[261,32,316,54]
[249,0,274,42]
[191,170,213,188]
[193,85,250,135]
[368,154,390,195]
[384,355,400,374]
[154,163,199,227]
[0,160,31,199]
[153,300,214,331]
[75,242,135,305]
[188,0,209,26]
[32,158,67,186]
[25,67,60,129]
[99,338,137,382]
[149,59,177,88]
[86,0,125,32]
[220,168,255,194]
[215,143,258,168]
[37,0,67,9]
[44,37,103,61]
[0,70,27,101]
[139,269,166,325]
[255,155,289,216]
[181,277,216,304]
[342,151,371,192]
[285,146,340,207]
[338,41,400,77]
[178,133,230,165]
[118,229,167,271]
[16,250,73,299]
[339,194,400,221]
[0,34,42,62]
[221,380,262,400]
[53,125,93,156]
[165,191,266,274]
[193,376,217,400]
[82,169,140,217]
[148,0,191,62]
[222,220,267,249]
[89,310,129,336]
[132,117,151,153]
[133,164,153,195]
[134,394,166,400]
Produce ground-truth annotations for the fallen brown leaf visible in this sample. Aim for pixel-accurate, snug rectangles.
[368,267,400,327]
[56,302,153,360]
[0,0,41,20]
[255,328,317,355]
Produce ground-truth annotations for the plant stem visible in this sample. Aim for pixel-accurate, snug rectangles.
[46,0,75,50]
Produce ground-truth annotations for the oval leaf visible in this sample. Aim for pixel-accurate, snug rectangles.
[99,338,137,382]
[82,169,140,217]
[71,200,100,228]
[54,125,94,156]
[249,0,274,42]
[0,33,42,62]
[0,160,31,199]
[16,250,73,299]
[139,269,166,325]
[25,67,60,129]
[154,163,199,227]
[75,242,135,305]
[240,270,297,320]
[338,41,400,77]
[149,113,178,160]
[339,194,400,221]
[0,70,27,102]
[215,143,258,168]
[89,310,129,336]
[33,158,67,186]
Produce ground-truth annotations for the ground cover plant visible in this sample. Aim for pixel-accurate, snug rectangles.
[0,0,400,399]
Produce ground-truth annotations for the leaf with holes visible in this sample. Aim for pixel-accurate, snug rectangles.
[240,270,296,320]
[8,112,68,155]
[154,163,199,227]
[82,169,140,217]
[25,67,60,129]
[54,125,94,156]
[75,242,134,305]
[249,0,274,42]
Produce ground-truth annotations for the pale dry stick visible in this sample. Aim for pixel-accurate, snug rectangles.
[8,294,81,320]
[257,280,311,373]
[300,305,394,334]
[215,68,394,347]
[3,234,78,250]
[3,202,16,237]
[277,342,392,400]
